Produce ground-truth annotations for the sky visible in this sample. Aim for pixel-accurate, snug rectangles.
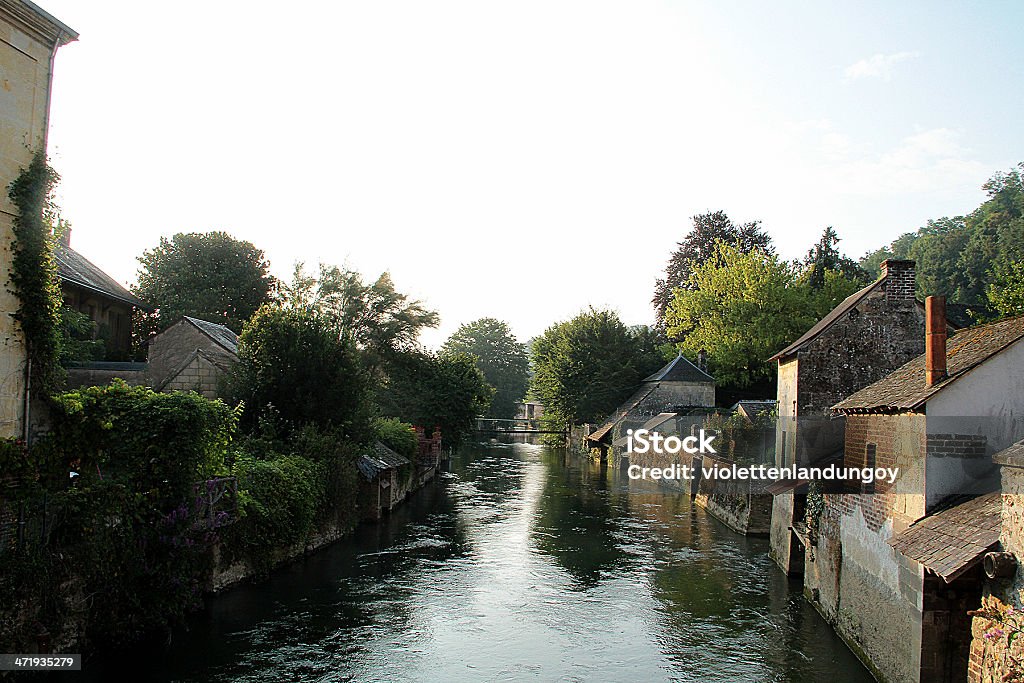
[39,1,1024,348]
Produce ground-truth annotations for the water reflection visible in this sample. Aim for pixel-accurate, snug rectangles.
[78,443,870,682]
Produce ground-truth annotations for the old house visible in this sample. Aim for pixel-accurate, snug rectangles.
[358,441,413,520]
[0,1,75,437]
[585,353,715,458]
[807,302,1024,683]
[769,259,945,574]
[54,239,147,360]
[147,316,239,397]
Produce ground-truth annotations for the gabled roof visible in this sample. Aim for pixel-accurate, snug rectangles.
[731,400,777,421]
[888,492,1001,583]
[585,384,659,444]
[643,354,713,383]
[770,278,882,362]
[54,242,147,309]
[357,441,412,480]
[183,316,239,355]
[834,315,1024,413]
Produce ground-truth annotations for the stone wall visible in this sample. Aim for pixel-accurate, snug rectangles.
[692,454,772,535]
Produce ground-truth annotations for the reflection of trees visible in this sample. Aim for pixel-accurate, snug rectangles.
[531,449,629,589]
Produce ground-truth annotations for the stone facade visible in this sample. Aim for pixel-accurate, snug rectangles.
[770,260,930,574]
[146,317,238,398]
[0,2,75,437]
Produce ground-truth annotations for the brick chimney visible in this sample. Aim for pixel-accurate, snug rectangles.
[881,259,916,302]
[925,295,948,386]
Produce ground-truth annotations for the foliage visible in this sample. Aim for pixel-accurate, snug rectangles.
[799,226,870,289]
[133,231,275,338]
[372,417,417,458]
[7,150,63,394]
[232,453,324,552]
[441,318,529,419]
[529,308,665,426]
[986,259,1024,320]
[57,305,106,365]
[376,350,493,446]
[652,211,773,328]
[666,243,818,388]
[280,263,439,366]
[860,163,1024,312]
[229,305,371,439]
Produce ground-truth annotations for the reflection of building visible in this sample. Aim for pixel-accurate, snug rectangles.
[808,301,1024,683]
[55,239,147,359]
[0,1,76,437]
[768,260,952,575]
[515,402,544,421]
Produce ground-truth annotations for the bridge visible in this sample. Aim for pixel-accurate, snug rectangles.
[474,418,566,435]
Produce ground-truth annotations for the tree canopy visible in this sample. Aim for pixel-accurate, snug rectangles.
[441,318,529,419]
[530,308,665,427]
[652,211,773,327]
[133,231,275,336]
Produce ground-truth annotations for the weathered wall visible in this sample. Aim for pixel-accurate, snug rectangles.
[147,320,236,393]
[65,364,148,389]
[638,381,715,412]
[160,353,226,397]
[0,7,70,437]
[692,454,772,535]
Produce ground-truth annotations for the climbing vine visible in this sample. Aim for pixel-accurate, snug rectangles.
[7,151,62,395]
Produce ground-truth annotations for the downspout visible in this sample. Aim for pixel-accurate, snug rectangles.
[23,30,67,443]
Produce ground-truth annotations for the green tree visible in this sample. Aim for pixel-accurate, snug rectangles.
[801,226,869,289]
[987,259,1024,319]
[281,263,439,366]
[375,350,493,446]
[666,243,816,388]
[530,309,664,427]
[229,305,370,439]
[652,211,773,327]
[441,318,529,419]
[133,231,275,337]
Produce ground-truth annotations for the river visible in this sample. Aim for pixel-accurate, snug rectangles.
[83,443,872,682]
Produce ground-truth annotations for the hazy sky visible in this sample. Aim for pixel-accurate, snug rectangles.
[40,1,1024,347]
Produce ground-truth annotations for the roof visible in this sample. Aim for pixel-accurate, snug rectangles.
[993,438,1024,469]
[888,492,1001,583]
[585,384,659,443]
[732,400,777,421]
[770,278,882,362]
[183,317,239,355]
[834,315,1024,413]
[54,242,147,309]
[643,354,714,383]
[5,1,78,45]
[357,441,412,480]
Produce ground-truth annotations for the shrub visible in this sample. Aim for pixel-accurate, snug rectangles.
[372,417,417,458]
[233,453,324,552]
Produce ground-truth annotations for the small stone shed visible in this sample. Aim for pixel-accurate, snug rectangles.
[358,441,413,520]
[147,317,239,397]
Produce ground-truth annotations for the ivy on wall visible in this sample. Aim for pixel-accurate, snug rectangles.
[7,150,63,395]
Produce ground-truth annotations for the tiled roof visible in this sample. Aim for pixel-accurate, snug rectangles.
[888,493,1001,583]
[769,278,882,361]
[357,441,412,480]
[732,400,777,421]
[993,438,1024,468]
[834,315,1024,413]
[54,242,146,309]
[643,354,714,383]
[585,384,658,443]
[184,317,239,356]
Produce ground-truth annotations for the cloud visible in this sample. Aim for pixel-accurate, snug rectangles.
[844,51,920,81]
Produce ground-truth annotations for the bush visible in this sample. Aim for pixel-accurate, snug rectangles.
[233,453,324,552]
[372,417,417,458]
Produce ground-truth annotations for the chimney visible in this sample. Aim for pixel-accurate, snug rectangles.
[881,259,916,302]
[925,295,947,386]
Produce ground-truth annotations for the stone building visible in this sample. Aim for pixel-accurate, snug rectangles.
[0,1,75,437]
[147,316,239,397]
[768,260,948,575]
[585,353,715,457]
[808,304,1024,683]
[54,240,146,359]
[358,441,413,520]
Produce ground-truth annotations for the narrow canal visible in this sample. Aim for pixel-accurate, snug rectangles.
[87,443,873,682]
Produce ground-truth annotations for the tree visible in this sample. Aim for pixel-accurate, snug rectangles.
[134,231,275,337]
[530,309,665,427]
[800,226,869,289]
[280,263,439,366]
[652,211,773,327]
[986,259,1024,319]
[666,242,817,388]
[229,305,370,439]
[375,350,493,446]
[441,318,529,419]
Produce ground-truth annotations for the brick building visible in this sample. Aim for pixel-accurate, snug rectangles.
[809,304,1024,683]
[768,260,946,575]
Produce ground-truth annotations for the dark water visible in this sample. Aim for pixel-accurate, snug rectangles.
[84,444,872,682]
